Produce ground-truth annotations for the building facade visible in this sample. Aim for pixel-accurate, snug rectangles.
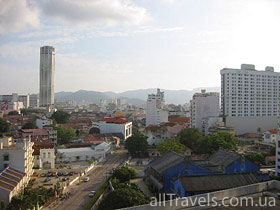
[29,94,39,108]
[221,64,280,134]
[276,131,280,176]
[40,46,55,107]
[92,117,132,140]
[0,93,29,109]
[0,137,34,182]
[57,142,111,163]
[146,89,169,127]
[0,167,27,206]
[190,90,220,132]
[36,118,53,129]
[33,146,55,169]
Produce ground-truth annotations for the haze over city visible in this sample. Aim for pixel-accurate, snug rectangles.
[1,0,280,94]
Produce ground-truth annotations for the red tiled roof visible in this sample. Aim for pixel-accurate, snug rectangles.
[33,141,54,156]
[100,117,127,124]
[267,156,276,162]
[84,134,105,145]
[168,117,190,124]
[269,129,278,135]
[241,133,260,138]
[62,124,83,129]
[145,125,161,131]
[21,128,48,136]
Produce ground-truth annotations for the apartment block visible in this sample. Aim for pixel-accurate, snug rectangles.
[221,64,280,134]
[146,89,169,127]
[190,90,220,132]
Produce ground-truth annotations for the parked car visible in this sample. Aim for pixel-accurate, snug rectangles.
[57,172,63,176]
[68,172,74,176]
[47,172,53,177]
[82,177,90,182]
[62,177,69,181]
[44,177,51,182]
[63,171,68,176]
[88,191,96,197]
[41,173,47,177]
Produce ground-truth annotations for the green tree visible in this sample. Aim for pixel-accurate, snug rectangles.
[51,110,70,124]
[245,152,266,165]
[0,118,10,133]
[22,121,37,129]
[112,166,137,182]
[8,111,19,115]
[270,146,276,156]
[56,127,76,144]
[20,109,40,116]
[177,128,203,153]
[98,188,149,210]
[125,134,148,156]
[157,137,186,155]
[207,131,238,153]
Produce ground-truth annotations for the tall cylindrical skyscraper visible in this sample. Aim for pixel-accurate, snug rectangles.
[39,46,55,106]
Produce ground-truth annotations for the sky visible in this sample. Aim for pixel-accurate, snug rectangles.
[1,0,280,94]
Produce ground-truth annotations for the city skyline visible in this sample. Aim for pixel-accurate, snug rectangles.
[1,0,280,94]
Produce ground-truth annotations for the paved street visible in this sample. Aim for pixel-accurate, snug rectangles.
[47,150,126,210]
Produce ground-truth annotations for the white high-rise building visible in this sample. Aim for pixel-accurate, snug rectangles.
[276,129,280,176]
[40,46,55,107]
[221,64,280,135]
[190,90,220,132]
[146,89,169,127]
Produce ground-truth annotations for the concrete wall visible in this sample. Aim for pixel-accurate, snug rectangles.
[226,116,278,135]
[121,181,279,210]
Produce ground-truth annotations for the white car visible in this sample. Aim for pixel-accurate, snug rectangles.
[88,191,96,197]
[82,177,90,182]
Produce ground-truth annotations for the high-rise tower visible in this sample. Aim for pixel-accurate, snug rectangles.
[39,46,55,106]
[145,88,168,127]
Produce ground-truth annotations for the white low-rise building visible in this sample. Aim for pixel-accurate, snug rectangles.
[92,117,132,140]
[36,118,53,128]
[202,116,223,135]
[0,137,34,181]
[190,90,220,132]
[33,143,55,169]
[0,167,27,206]
[57,142,111,163]
[263,129,277,144]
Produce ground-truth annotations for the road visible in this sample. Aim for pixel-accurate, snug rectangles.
[48,150,126,210]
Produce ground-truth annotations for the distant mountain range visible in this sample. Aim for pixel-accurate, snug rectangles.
[55,87,220,106]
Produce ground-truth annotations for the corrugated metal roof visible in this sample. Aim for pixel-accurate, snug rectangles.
[0,167,25,192]
[150,151,185,174]
[208,150,240,167]
[180,173,258,192]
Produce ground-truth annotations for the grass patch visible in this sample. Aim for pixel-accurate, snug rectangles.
[84,180,110,210]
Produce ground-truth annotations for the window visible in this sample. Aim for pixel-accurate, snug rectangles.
[4,163,8,168]
[3,154,9,161]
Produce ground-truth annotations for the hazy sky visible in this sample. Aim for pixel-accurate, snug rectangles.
[1,0,280,94]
